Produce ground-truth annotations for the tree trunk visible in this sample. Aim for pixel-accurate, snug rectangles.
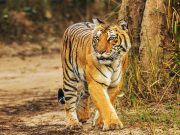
[118,0,175,101]
[119,0,146,50]
[139,0,165,90]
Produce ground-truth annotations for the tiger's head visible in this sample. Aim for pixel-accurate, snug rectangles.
[92,18,131,65]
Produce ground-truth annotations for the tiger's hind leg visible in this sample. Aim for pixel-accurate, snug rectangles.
[63,72,82,129]
[77,82,90,123]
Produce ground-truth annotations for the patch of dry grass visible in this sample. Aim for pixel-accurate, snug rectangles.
[116,100,180,134]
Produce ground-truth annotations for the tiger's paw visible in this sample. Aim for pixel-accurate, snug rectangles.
[66,122,82,130]
[103,119,124,131]
[92,115,103,127]
[77,108,90,123]
[92,110,103,128]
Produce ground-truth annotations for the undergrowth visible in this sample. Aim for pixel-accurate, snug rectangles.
[115,1,179,133]
[115,99,179,134]
[121,0,179,106]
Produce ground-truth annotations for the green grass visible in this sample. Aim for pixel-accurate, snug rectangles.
[116,101,180,134]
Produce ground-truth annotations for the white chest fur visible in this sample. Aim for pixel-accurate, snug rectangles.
[110,68,122,87]
[109,59,122,87]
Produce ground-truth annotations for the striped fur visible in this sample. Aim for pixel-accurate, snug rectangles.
[61,19,131,130]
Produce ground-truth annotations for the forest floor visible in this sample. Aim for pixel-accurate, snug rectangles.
[0,43,179,135]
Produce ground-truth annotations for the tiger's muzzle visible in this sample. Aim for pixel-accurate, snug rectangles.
[95,52,115,65]
[97,56,113,61]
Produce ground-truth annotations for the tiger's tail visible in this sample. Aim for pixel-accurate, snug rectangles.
[58,88,65,104]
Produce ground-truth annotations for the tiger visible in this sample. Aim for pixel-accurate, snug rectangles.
[59,18,131,131]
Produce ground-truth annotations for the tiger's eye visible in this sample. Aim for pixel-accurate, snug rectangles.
[109,37,116,40]
[93,36,99,40]
[93,36,99,41]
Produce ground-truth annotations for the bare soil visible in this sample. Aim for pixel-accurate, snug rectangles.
[0,49,178,135]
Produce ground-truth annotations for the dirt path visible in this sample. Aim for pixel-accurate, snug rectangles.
[0,54,174,135]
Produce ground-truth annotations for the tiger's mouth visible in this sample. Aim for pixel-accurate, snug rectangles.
[96,56,114,65]
[97,56,113,61]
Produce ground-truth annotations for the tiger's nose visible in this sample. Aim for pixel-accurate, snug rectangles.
[99,50,106,54]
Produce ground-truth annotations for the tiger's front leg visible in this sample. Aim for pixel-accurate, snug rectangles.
[93,81,124,128]
[88,80,123,131]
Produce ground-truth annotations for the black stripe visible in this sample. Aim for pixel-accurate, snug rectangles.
[83,81,88,91]
[122,34,127,49]
[95,80,109,87]
[109,85,117,89]
[94,63,107,78]
[66,93,77,97]
[64,81,77,90]
[66,106,74,111]
[118,34,122,45]
[120,46,126,52]
[69,101,77,105]
[63,88,74,92]
[63,36,71,62]
[116,62,120,69]
[68,40,72,65]
[75,44,80,78]
[63,37,72,67]
[63,38,68,51]
[69,108,76,112]
[88,72,108,87]
[106,65,114,72]
[78,104,86,109]
[64,58,74,72]
[65,97,73,101]
[71,38,79,79]
[64,68,78,82]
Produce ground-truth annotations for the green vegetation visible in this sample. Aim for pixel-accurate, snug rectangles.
[122,0,179,105]
[115,100,179,134]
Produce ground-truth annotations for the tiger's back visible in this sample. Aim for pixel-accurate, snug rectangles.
[62,22,94,81]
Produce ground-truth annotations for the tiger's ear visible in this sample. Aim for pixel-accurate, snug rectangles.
[118,20,128,31]
[92,18,105,27]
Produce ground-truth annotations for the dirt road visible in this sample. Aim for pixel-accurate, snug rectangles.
[0,53,176,135]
